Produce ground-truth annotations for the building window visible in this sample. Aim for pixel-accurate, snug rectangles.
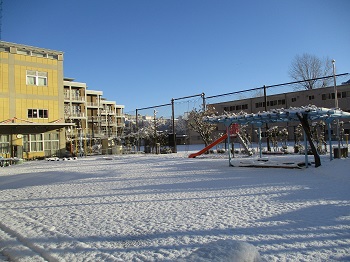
[0,135,10,155]
[26,70,48,86]
[291,97,297,102]
[23,134,44,152]
[44,132,59,156]
[278,99,285,105]
[308,95,315,100]
[328,93,335,99]
[28,109,48,118]
[255,102,264,108]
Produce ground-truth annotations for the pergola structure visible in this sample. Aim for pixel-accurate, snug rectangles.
[205,106,350,168]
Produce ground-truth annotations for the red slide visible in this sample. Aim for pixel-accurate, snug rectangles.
[188,133,228,158]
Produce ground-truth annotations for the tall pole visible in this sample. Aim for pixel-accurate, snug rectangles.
[171,98,177,153]
[332,59,341,158]
[154,109,157,153]
[332,60,338,108]
[263,85,271,151]
[107,114,111,138]
[136,109,139,152]
[202,93,206,111]
[91,116,94,139]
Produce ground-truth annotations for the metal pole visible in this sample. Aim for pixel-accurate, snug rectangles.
[333,60,341,158]
[258,126,262,158]
[332,60,338,108]
[227,125,231,166]
[263,85,271,151]
[136,109,139,152]
[108,114,110,138]
[202,93,206,111]
[171,98,177,153]
[327,121,333,160]
[304,129,308,168]
[91,116,94,139]
[154,109,157,153]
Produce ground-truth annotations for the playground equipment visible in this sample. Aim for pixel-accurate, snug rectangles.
[188,124,252,158]
[188,133,228,158]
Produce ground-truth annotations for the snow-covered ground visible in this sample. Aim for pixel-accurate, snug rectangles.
[1,148,350,261]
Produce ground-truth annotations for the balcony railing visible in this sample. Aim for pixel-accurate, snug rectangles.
[100,110,115,115]
[65,112,85,118]
[64,93,85,102]
[86,102,100,107]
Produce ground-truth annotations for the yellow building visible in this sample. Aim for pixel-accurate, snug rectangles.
[0,41,73,159]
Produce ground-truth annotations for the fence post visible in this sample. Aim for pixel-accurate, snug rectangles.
[171,98,177,153]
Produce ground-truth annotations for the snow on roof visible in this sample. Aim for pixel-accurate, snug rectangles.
[205,105,350,126]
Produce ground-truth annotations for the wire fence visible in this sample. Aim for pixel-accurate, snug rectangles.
[126,73,349,153]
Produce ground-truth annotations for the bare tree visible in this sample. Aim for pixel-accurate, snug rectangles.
[289,54,332,90]
[187,106,217,146]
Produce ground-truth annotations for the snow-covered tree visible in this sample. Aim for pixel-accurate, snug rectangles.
[187,106,217,146]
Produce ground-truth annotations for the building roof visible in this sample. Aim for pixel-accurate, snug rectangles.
[0,118,75,135]
[0,41,63,54]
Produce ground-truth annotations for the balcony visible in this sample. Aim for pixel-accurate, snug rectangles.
[100,110,115,115]
[86,102,100,107]
[64,112,86,119]
[64,92,86,102]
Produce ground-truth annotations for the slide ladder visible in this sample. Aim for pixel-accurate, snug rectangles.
[236,133,253,156]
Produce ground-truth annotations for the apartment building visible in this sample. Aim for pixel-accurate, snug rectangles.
[63,78,125,154]
[210,83,350,142]
[0,41,125,159]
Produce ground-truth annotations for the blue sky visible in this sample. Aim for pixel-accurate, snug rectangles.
[2,0,350,113]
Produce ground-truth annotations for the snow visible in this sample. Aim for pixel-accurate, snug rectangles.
[1,149,350,261]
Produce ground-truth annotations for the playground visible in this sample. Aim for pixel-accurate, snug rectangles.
[1,151,350,261]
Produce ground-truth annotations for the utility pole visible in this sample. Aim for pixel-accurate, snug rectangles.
[332,60,341,158]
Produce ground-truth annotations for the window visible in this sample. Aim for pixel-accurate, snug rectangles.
[308,95,315,100]
[255,102,264,108]
[23,134,43,152]
[26,134,44,152]
[28,109,48,118]
[26,70,48,86]
[291,97,297,102]
[322,94,327,100]
[278,99,285,105]
[329,93,335,99]
[44,132,59,156]
[0,135,10,154]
